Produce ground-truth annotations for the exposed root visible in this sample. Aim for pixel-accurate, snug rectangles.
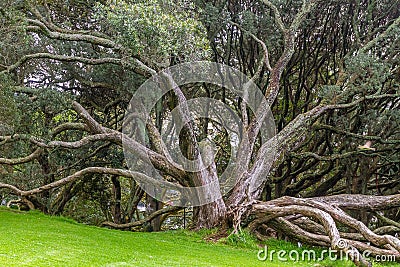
[248,194,400,267]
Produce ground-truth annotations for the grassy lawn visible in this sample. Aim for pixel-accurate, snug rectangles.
[0,207,396,267]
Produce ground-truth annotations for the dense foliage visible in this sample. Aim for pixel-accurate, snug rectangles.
[0,1,399,264]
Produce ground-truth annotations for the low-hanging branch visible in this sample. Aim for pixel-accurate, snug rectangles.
[0,148,42,165]
[102,206,182,230]
[0,167,146,196]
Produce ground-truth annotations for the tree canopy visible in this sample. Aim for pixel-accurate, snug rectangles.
[0,1,399,265]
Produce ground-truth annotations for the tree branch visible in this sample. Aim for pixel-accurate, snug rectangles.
[0,148,42,165]
[72,101,188,184]
[102,206,181,229]
[1,52,121,74]
[230,21,272,73]
[26,17,119,48]
[0,167,147,196]
[359,15,400,53]
[314,123,400,144]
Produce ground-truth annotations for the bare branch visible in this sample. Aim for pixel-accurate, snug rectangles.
[146,122,174,162]
[292,151,380,162]
[26,17,119,48]
[0,167,146,196]
[262,0,321,106]
[102,206,181,229]
[28,6,110,39]
[375,212,400,229]
[160,71,202,168]
[51,123,90,137]
[72,101,188,183]
[1,52,121,74]
[314,123,400,144]
[313,194,400,211]
[0,148,42,165]
[72,101,112,134]
[32,133,121,149]
[268,218,398,260]
[251,93,400,184]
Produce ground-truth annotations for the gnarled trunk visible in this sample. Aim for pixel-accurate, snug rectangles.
[193,199,227,229]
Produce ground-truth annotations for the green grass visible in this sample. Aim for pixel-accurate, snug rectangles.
[0,207,397,267]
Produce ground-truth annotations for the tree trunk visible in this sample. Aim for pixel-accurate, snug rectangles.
[111,176,122,224]
[193,198,227,229]
[37,150,54,213]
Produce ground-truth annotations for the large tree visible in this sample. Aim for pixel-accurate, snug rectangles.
[1,0,399,265]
